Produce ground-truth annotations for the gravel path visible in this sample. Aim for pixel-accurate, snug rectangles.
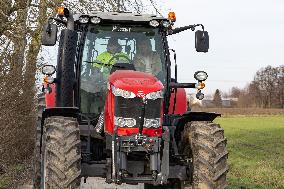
[22,178,143,189]
[80,178,143,189]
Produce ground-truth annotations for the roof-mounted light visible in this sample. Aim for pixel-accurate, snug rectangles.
[90,16,101,24]
[168,12,176,22]
[79,15,89,24]
[149,20,160,27]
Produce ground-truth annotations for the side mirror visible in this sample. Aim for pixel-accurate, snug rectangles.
[195,30,209,53]
[41,23,58,46]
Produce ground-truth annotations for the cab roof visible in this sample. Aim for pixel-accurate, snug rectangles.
[73,12,167,23]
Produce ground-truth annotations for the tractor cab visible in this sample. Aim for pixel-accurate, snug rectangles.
[35,7,228,189]
[80,24,166,118]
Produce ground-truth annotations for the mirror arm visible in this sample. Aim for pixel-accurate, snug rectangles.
[169,24,204,35]
[170,83,196,89]
[48,17,67,27]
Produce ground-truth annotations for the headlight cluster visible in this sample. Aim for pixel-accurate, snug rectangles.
[112,86,136,98]
[146,91,163,100]
[112,86,163,100]
[114,117,136,128]
[144,118,160,128]
[114,117,160,128]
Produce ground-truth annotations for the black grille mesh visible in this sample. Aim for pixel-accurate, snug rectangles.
[114,96,162,127]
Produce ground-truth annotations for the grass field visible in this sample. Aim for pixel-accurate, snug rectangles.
[215,116,284,189]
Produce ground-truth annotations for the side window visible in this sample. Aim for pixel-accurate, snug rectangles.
[94,38,108,60]
[150,38,156,51]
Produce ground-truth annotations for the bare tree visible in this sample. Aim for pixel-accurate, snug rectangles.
[0,0,160,177]
[213,89,222,107]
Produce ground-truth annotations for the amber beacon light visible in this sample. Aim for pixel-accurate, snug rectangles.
[57,6,65,16]
[168,12,176,22]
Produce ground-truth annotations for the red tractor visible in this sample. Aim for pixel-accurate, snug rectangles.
[33,7,228,189]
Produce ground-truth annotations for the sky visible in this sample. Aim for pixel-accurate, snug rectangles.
[157,0,284,95]
[41,0,284,95]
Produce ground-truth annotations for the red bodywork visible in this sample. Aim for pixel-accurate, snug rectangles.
[169,87,187,115]
[105,70,164,137]
[45,83,56,108]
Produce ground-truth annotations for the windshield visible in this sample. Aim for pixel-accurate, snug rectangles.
[80,25,166,115]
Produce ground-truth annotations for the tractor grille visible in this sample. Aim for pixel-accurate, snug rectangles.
[114,96,162,127]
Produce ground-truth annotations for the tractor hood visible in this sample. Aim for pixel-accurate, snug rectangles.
[108,70,164,97]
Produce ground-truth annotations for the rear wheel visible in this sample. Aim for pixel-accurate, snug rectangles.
[32,93,45,189]
[41,116,81,189]
[181,121,228,189]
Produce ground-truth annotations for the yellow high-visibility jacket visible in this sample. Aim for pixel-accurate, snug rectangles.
[94,51,129,73]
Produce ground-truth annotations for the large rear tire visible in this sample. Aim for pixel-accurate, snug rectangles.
[32,93,45,189]
[182,121,228,189]
[40,116,81,189]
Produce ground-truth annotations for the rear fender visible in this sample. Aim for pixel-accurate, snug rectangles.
[173,111,221,142]
[176,111,221,126]
[39,107,79,154]
[42,107,79,121]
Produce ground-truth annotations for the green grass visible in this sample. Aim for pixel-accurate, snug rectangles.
[215,116,284,189]
[0,164,26,188]
[0,175,12,188]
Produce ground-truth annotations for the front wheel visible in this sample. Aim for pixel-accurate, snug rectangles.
[40,116,81,189]
[182,121,229,189]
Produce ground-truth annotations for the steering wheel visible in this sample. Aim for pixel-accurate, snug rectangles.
[107,54,131,65]
[84,60,112,67]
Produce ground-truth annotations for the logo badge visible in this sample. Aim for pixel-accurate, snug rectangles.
[137,91,145,98]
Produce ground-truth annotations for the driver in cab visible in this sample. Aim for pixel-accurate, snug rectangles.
[94,37,129,73]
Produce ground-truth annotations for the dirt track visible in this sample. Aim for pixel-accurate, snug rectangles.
[22,178,143,189]
[80,178,143,189]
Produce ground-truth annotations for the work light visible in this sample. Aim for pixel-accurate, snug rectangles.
[42,65,56,75]
[149,20,160,27]
[194,71,208,81]
[79,15,89,24]
[91,17,101,24]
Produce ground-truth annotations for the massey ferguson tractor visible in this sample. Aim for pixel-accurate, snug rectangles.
[33,6,228,189]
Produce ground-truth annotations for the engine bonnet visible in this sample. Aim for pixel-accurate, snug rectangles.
[108,70,164,97]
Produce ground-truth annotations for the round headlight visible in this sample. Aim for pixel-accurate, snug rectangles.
[90,17,101,24]
[42,65,56,75]
[79,15,89,24]
[149,20,160,27]
[194,71,208,81]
